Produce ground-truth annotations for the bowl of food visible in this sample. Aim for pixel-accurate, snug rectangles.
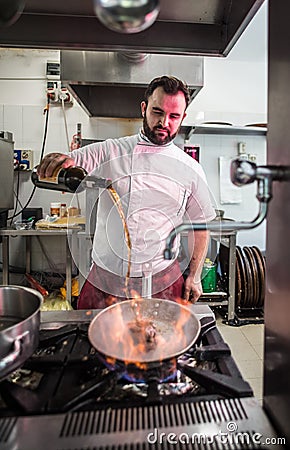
[14,218,34,230]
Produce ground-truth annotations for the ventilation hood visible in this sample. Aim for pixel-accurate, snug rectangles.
[0,0,265,56]
[61,51,203,118]
[0,0,265,118]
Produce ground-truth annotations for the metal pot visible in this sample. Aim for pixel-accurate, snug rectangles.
[0,285,43,381]
[88,298,201,381]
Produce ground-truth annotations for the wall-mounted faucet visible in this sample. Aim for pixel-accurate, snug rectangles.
[164,159,290,260]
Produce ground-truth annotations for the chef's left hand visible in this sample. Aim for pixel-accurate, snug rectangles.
[183,274,203,303]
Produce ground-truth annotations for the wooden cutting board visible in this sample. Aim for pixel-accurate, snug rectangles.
[35,216,85,229]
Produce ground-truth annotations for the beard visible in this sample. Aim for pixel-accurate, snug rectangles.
[143,114,178,145]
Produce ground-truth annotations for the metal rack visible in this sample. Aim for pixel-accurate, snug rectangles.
[177,124,267,324]
[0,228,78,303]
[180,124,267,140]
[198,230,237,324]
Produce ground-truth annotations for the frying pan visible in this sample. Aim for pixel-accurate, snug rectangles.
[0,285,43,381]
[88,298,200,380]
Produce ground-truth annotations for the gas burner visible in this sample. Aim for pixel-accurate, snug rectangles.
[0,308,253,417]
[103,360,216,402]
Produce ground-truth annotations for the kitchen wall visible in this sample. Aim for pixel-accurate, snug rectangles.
[0,2,268,273]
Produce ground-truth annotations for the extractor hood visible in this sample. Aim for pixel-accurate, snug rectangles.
[0,0,265,118]
[61,51,204,118]
[0,0,265,56]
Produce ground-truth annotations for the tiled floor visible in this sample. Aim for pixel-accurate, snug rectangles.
[215,314,264,402]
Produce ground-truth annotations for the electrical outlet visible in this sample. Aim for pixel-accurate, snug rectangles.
[58,87,73,105]
[46,81,59,102]
[46,82,73,105]
[238,142,246,154]
[14,150,33,171]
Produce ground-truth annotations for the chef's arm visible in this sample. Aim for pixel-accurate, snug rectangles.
[183,230,210,302]
[37,152,76,178]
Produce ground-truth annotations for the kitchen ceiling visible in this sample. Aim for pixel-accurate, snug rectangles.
[0,0,265,56]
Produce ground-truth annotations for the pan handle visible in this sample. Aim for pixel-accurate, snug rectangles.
[0,330,29,370]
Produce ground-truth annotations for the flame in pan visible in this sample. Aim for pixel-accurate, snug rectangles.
[89,292,196,366]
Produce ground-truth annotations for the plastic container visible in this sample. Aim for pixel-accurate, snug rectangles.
[67,206,80,217]
[14,219,34,230]
[50,202,61,216]
[201,258,217,292]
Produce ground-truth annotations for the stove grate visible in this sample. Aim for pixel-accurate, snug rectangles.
[0,417,17,443]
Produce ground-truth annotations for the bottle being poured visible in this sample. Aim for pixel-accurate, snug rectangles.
[31,166,88,193]
[31,166,113,193]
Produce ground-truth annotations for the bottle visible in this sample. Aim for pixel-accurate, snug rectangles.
[60,203,67,218]
[31,166,87,193]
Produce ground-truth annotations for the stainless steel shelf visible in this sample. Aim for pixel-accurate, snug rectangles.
[201,291,228,299]
[208,232,237,322]
[199,291,228,307]
[180,125,267,140]
[199,299,229,307]
[181,230,237,321]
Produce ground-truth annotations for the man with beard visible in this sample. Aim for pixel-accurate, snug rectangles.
[37,76,216,309]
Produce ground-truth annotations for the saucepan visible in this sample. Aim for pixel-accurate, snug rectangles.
[88,298,201,382]
[0,285,43,381]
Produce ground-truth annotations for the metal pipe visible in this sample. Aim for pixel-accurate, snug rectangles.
[230,159,290,187]
[164,202,268,260]
[164,159,290,260]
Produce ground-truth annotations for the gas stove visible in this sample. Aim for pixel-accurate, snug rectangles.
[0,305,283,449]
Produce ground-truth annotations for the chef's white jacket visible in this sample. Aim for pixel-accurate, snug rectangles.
[71,132,216,277]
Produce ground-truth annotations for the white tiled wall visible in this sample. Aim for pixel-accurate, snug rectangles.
[0,104,4,130]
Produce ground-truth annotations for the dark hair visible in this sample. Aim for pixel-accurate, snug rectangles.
[143,76,191,108]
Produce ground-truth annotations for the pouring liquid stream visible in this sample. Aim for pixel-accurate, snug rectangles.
[107,186,149,326]
[107,186,132,299]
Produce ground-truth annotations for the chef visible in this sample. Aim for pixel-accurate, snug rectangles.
[37,75,216,308]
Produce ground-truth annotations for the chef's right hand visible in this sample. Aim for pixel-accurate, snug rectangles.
[37,153,75,178]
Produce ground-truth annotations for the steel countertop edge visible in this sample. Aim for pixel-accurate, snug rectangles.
[40,304,215,327]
